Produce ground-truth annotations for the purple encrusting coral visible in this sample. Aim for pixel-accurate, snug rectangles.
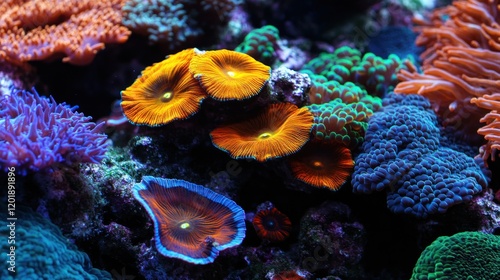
[0,88,109,174]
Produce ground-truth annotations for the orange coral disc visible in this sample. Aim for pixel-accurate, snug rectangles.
[121,48,207,126]
[189,49,271,100]
[252,207,292,242]
[289,141,354,191]
[133,176,246,264]
[210,103,314,161]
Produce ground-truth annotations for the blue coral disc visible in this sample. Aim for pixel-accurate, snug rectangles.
[132,176,246,264]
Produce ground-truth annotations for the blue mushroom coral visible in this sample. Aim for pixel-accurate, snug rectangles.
[352,93,490,218]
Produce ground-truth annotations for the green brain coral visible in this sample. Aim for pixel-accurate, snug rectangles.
[411,231,500,280]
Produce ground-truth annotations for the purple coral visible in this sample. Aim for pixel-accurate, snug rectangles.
[0,88,109,174]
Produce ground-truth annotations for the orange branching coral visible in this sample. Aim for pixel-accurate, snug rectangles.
[190,49,271,100]
[210,103,314,161]
[121,48,207,126]
[0,0,130,65]
[289,141,354,191]
[394,0,500,144]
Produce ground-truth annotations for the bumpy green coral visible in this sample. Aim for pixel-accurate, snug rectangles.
[301,46,412,97]
[235,25,280,65]
[0,206,111,280]
[411,231,500,280]
[306,98,374,147]
[306,72,382,111]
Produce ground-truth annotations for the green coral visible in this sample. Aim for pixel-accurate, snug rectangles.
[306,72,382,111]
[0,206,111,280]
[411,231,500,280]
[235,25,280,65]
[301,46,413,97]
[306,98,374,147]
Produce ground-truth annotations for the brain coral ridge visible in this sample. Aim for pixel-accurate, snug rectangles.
[352,93,490,218]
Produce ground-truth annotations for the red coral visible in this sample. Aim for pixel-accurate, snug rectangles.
[0,0,131,65]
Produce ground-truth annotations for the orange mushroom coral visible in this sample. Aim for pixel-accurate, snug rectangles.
[289,141,354,191]
[189,49,271,100]
[121,48,207,126]
[210,103,314,161]
[132,176,246,264]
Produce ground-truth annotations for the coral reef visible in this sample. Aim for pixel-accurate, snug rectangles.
[3,1,500,279]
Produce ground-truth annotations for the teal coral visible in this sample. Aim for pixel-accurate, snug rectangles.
[235,25,280,65]
[411,231,500,280]
[0,206,111,280]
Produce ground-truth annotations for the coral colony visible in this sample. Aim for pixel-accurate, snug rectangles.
[2,0,500,279]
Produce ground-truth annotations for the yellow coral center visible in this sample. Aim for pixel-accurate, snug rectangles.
[312,160,324,169]
[226,71,236,77]
[160,91,173,102]
[258,132,273,139]
[180,222,190,229]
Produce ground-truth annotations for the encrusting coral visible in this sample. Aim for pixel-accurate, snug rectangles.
[0,0,130,65]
